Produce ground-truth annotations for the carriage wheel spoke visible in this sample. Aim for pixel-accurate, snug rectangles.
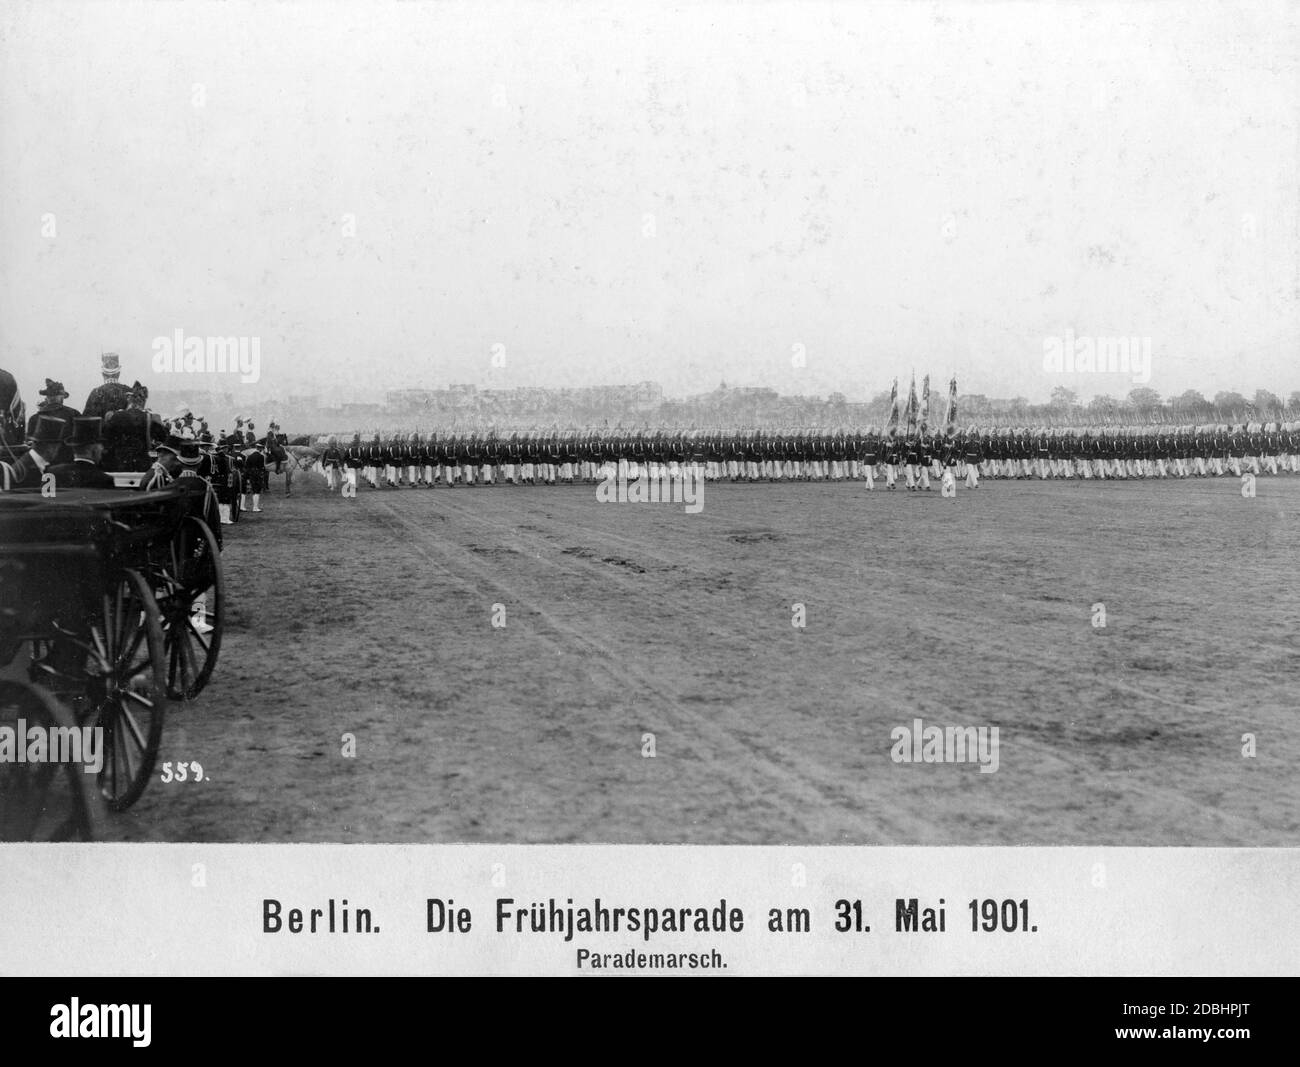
[169,635,184,690]
[186,616,212,652]
[124,688,156,710]
[178,630,199,685]
[116,620,147,673]
[89,622,110,671]
[118,736,135,792]
[108,729,118,798]
[118,701,149,754]
[110,590,125,657]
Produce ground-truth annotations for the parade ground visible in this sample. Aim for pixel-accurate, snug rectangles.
[111,473,1300,845]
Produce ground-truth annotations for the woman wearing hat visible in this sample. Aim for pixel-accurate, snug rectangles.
[25,379,79,465]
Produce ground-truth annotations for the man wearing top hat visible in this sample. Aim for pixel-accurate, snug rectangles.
[1,414,67,490]
[47,417,116,489]
[83,353,133,419]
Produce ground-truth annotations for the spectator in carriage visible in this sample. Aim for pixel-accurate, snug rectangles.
[0,366,26,449]
[175,430,211,480]
[2,414,67,490]
[139,435,183,491]
[47,417,116,489]
[102,382,165,471]
[26,379,79,464]
[82,353,132,419]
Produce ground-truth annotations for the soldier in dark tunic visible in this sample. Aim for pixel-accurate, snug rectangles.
[961,426,983,487]
[344,432,364,491]
[242,442,268,512]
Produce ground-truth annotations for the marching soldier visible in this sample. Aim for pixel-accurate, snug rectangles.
[881,428,900,489]
[321,436,344,491]
[480,431,493,486]
[962,425,983,488]
[364,432,383,487]
[344,432,364,492]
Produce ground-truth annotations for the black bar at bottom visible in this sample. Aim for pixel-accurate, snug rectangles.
[0,977,1291,1054]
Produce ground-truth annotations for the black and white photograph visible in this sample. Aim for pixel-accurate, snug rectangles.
[0,0,1297,984]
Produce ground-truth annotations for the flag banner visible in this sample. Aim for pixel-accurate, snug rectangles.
[920,374,931,431]
[906,375,919,433]
[944,376,958,429]
[887,378,899,430]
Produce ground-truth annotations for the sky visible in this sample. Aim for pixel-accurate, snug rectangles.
[1,0,1296,409]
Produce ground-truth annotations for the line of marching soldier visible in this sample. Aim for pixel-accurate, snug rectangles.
[312,423,1300,493]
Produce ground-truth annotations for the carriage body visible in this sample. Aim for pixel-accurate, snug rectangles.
[0,490,178,656]
[0,485,224,830]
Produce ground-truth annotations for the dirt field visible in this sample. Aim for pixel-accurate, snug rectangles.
[107,470,1300,845]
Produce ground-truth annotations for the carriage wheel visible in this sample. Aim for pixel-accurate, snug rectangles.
[0,679,105,841]
[29,567,167,811]
[160,515,224,701]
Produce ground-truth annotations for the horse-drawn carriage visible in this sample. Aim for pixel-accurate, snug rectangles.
[0,483,223,839]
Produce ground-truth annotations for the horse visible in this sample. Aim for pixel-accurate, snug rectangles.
[258,433,294,495]
[245,434,319,497]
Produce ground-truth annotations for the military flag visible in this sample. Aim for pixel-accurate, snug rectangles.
[943,376,958,430]
[906,374,919,433]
